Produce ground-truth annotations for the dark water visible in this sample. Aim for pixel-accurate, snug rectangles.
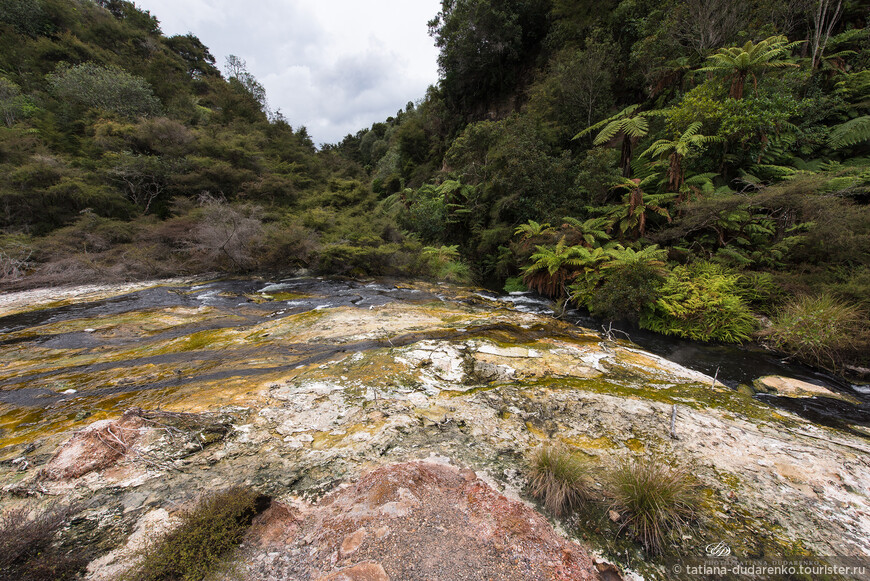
[2,279,868,433]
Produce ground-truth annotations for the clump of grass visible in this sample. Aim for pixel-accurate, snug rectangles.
[527,445,591,517]
[127,486,269,581]
[608,456,699,554]
[764,293,866,370]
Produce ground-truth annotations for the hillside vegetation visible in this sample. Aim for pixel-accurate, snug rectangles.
[1,0,868,371]
[0,0,424,285]
[335,0,870,371]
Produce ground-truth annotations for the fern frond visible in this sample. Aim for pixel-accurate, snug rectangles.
[829,115,870,148]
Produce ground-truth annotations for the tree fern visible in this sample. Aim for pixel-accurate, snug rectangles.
[829,115,870,148]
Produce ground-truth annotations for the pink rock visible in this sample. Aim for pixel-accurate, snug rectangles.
[316,561,389,581]
[339,527,368,559]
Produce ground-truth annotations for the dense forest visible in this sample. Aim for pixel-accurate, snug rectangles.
[1,0,868,373]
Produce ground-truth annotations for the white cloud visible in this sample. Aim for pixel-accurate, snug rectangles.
[134,0,441,145]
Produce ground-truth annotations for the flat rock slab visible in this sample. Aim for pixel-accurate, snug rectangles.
[754,375,861,403]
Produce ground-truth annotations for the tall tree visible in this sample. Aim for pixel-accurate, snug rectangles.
[810,0,844,70]
[428,0,550,113]
[224,55,268,113]
[574,105,662,177]
[608,177,674,238]
[640,122,721,193]
[674,0,745,56]
[698,35,802,99]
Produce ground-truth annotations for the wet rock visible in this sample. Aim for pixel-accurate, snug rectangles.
[3,279,870,579]
[753,375,861,403]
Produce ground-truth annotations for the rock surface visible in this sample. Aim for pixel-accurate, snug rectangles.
[1,279,868,580]
[241,460,600,581]
[754,375,861,403]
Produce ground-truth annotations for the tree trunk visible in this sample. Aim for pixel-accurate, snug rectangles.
[811,0,844,70]
[668,153,684,193]
[620,137,633,177]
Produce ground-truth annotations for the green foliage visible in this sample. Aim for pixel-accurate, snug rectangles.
[561,216,611,247]
[640,122,723,192]
[421,244,472,283]
[514,220,554,240]
[527,445,591,517]
[641,262,757,343]
[573,147,621,205]
[605,177,675,238]
[589,261,665,323]
[0,0,49,37]
[608,456,699,554]
[47,62,161,118]
[428,0,550,112]
[734,272,782,314]
[385,185,447,244]
[526,33,616,145]
[764,293,867,371]
[503,276,526,292]
[698,35,802,99]
[523,238,607,297]
[317,242,414,277]
[829,115,870,148]
[126,487,264,581]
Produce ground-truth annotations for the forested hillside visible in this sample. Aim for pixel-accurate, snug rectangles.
[335,0,870,372]
[1,0,868,372]
[0,0,424,285]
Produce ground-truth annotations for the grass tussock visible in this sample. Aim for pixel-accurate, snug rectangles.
[126,486,268,581]
[527,445,591,517]
[608,456,699,554]
[764,293,867,371]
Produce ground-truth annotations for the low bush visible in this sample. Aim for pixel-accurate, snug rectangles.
[589,261,664,323]
[527,445,592,517]
[126,486,268,581]
[421,245,472,284]
[0,502,86,581]
[608,456,699,554]
[641,262,757,343]
[503,276,527,293]
[764,293,867,371]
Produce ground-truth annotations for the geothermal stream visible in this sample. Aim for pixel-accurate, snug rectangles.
[1,277,868,452]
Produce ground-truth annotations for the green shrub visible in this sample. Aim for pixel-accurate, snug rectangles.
[735,271,782,314]
[589,262,664,323]
[764,293,866,370]
[608,456,699,554]
[503,276,527,293]
[421,244,472,283]
[527,445,591,517]
[47,63,162,119]
[641,262,757,343]
[127,487,266,581]
[318,242,412,276]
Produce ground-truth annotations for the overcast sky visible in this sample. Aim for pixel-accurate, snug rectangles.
[133,0,442,145]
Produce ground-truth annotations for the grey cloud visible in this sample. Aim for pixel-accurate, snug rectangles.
[134,0,440,144]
